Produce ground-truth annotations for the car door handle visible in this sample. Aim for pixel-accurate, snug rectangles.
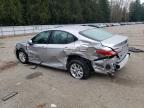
[64,47,70,51]
[65,47,69,49]
[42,46,47,48]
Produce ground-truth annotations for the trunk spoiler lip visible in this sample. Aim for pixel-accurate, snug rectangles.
[100,35,128,47]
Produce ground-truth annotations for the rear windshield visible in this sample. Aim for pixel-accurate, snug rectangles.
[79,28,113,41]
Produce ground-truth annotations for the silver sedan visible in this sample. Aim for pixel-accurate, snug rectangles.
[15,25,129,79]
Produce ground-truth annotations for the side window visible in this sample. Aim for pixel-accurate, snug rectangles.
[49,31,67,44]
[67,33,77,43]
[32,31,51,44]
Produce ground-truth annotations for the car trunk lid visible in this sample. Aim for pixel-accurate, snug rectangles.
[101,35,128,62]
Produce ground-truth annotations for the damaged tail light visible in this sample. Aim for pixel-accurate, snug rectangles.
[96,49,116,57]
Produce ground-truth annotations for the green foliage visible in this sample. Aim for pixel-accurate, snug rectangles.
[0,0,144,25]
[0,0,22,25]
[129,0,144,21]
[0,0,112,25]
[141,3,144,20]
[98,0,110,22]
[25,0,51,25]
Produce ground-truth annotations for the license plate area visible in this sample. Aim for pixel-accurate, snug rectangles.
[115,44,128,61]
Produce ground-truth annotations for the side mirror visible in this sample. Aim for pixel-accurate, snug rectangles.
[28,40,33,45]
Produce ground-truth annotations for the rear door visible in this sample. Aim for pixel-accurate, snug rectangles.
[27,31,51,63]
[45,30,77,69]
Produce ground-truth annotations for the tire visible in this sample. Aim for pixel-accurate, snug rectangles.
[67,59,90,79]
[17,50,28,64]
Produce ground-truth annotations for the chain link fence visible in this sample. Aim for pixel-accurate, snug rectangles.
[0,25,63,37]
[0,22,143,37]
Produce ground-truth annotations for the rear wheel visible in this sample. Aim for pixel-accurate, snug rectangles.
[17,50,28,64]
[67,59,90,79]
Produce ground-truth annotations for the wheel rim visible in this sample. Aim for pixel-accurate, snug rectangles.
[19,52,26,62]
[70,63,84,79]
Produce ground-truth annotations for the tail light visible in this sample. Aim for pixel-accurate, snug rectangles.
[96,49,116,57]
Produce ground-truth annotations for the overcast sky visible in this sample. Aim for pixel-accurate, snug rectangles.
[141,0,144,3]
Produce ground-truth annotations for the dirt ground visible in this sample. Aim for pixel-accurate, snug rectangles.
[0,24,144,108]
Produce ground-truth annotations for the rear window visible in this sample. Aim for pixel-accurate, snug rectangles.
[79,28,113,41]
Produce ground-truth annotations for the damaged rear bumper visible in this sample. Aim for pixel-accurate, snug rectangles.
[116,54,129,70]
[92,54,130,74]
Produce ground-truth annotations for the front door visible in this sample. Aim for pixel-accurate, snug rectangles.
[27,31,51,63]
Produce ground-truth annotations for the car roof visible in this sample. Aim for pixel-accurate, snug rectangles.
[48,25,95,34]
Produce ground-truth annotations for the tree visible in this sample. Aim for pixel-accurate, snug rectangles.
[110,0,131,22]
[69,0,83,23]
[26,0,51,25]
[0,0,22,25]
[129,0,142,21]
[99,0,110,22]
[122,7,129,22]
[1,0,144,25]
[141,3,144,20]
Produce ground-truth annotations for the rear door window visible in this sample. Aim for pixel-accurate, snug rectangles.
[49,31,67,44]
[67,33,77,43]
[49,31,78,44]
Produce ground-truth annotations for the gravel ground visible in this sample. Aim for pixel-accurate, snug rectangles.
[0,24,144,108]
